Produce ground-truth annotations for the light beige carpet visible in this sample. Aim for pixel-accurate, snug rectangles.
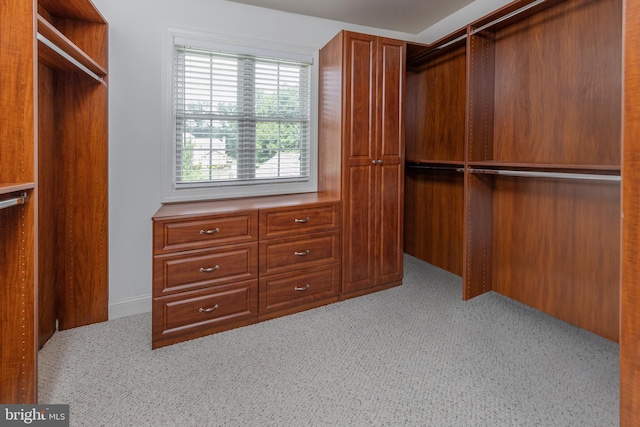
[38,255,619,426]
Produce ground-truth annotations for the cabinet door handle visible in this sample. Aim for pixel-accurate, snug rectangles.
[200,228,220,235]
[199,265,220,273]
[294,217,310,223]
[294,284,310,291]
[294,249,310,256]
[377,159,383,164]
[199,304,219,313]
[371,160,377,165]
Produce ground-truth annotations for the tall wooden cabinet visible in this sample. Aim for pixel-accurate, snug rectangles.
[0,0,108,403]
[319,31,406,298]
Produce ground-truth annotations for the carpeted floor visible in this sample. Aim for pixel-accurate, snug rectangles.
[38,255,619,426]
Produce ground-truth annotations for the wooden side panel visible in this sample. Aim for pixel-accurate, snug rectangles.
[376,38,405,286]
[38,64,58,348]
[0,0,37,404]
[54,73,108,330]
[466,30,495,163]
[491,177,620,341]
[491,0,621,166]
[342,164,375,294]
[463,173,493,299]
[621,0,640,423]
[405,45,466,163]
[404,169,464,276]
[318,32,343,197]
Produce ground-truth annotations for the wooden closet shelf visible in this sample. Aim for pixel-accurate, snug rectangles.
[39,0,106,23]
[0,183,35,195]
[37,14,106,82]
[467,161,621,174]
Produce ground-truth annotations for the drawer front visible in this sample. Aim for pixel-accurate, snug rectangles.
[154,211,258,253]
[260,202,339,239]
[259,231,340,275]
[154,243,258,295]
[259,264,340,313]
[153,281,258,346]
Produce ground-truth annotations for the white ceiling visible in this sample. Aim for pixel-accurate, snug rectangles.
[225,0,474,34]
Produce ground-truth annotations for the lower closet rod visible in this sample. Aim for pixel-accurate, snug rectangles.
[0,193,27,211]
[468,168,621,182]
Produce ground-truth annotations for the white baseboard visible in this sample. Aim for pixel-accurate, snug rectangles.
[108,294,152,319]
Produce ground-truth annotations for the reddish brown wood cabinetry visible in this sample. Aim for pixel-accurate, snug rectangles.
[319,31,405,298]
[152,194,340,348]
[0,0,108,403]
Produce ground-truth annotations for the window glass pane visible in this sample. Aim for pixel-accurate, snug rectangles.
[174,43,310,187]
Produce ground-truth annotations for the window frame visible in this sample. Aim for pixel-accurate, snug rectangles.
[161,27,319,202]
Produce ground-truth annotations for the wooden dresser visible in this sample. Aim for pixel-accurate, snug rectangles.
[152,193,340,348]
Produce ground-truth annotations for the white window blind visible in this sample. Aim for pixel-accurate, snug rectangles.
[173,42,311,187]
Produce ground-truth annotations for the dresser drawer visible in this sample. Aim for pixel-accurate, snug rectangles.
[152,281,258,348]
[259,264,340,315]
[154,243,258,295]
[259,231,340,275]
[260,202,339,239]
[153,211,258,254]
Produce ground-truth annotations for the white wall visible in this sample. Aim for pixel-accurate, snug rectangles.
[91,0,416,318]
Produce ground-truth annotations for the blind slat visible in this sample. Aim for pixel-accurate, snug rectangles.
[174,43,310,186]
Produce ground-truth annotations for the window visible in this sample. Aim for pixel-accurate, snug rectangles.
[166,32,316,201]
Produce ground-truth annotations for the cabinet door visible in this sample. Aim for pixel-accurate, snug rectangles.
[375,38,405,286]
[342,32,376,294]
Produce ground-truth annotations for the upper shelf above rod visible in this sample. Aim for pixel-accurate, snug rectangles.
[36,14,106,83]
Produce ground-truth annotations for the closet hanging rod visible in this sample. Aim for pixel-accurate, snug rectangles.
[409,34,468,64]
[471,0,547,35]
[0,193,27,211]
[36,33,104,84]
[407,164,463,171]
[468,168,621,182]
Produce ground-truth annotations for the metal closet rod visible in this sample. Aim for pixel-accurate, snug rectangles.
[36,33,104,84]
[407,164,463,171]
[411,0,547,64]
[468,168,621,182]
[471,0,548,35]
[0,193,27,211]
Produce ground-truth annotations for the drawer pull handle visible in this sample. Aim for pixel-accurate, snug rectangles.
[200,228,220,235]
[294,250,310,256]
[199,265,220,273]
[294,217,310,223]
[199,304,219,313]
[294,284,310,292]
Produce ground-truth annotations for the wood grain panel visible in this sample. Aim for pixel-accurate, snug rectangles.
[621,0,640,423]
[260,202,339,239]
[54,72,108,330]
[346,33,376,163]
[406,45,466,163]
[491,177,620,341]
[154,243,258,296]
[152,280,258,349]
[463,173,494,299]
[259,231,340,276]
[317,31,343,197]
[404,169,464,276]
[491,0,621,166]
[467,30,495,163]
[0,0,37,404]
[342,164,375,293]
[259,264,340,317]
[37,63,58,349]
